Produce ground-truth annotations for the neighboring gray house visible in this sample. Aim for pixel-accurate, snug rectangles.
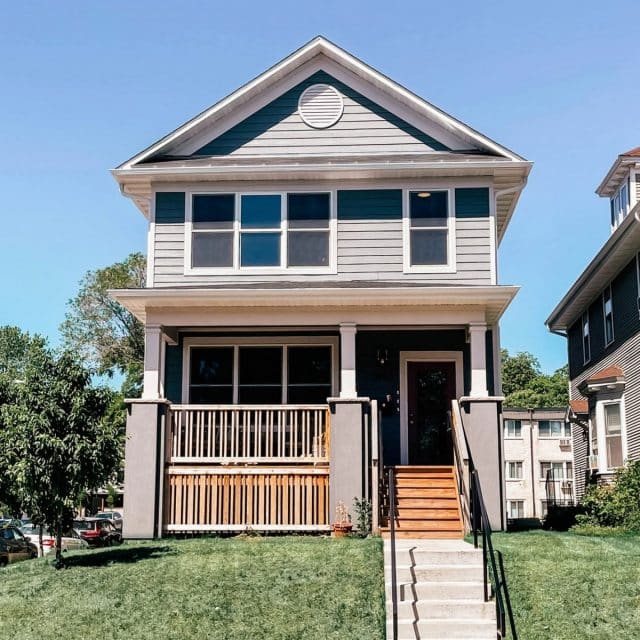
[503,408,574,521]
[547,147,640,500]
[110,37,531,543]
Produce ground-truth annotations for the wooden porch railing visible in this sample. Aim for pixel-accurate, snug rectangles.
[167,405,330,464]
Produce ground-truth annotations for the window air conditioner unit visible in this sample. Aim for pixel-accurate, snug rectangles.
[560,439,571,447]
[588,455,599,470]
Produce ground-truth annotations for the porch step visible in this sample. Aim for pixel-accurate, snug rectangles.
[381,465,464,540]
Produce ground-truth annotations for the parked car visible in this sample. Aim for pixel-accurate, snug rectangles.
[21,524,89,556]
[73,518,122,547]
[0,519,24,529]
[0,526,38,567]
[95,511,123,531]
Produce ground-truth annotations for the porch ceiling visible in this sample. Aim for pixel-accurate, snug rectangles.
[109,284,518,326]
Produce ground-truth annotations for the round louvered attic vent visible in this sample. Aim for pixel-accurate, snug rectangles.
[298,84,344,129]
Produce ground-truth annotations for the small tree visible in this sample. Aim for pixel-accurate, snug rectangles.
[0,345,124,567]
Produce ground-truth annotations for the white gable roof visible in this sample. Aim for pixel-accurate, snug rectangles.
[116,36,525,170]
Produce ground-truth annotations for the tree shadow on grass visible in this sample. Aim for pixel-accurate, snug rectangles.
[64,544,175,568]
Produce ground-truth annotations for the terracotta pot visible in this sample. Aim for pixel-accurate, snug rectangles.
[332,523,353,538]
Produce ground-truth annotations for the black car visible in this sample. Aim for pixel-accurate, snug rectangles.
[0,526,38,566]
[73,518,122,547]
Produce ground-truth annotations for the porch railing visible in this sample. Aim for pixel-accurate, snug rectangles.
[167,405,330,464]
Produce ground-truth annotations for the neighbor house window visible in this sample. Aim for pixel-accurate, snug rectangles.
[603,285,614,346]
[538,420,570,438]
[582,312,590,364]
[540,461,573,481]
[506,461,523,480]
[186,341,334,404]
[407,190,450,267]
[508,501,524,519]
[603,402,624,469]
[188,192,333,271]
[611,181,629,229]
[504,419,522,438]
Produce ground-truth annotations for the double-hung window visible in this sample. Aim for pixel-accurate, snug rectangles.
[189,192,332,271]
[611,182,629,230]
[540,461,572,481]
[507,501,524,519]
[406,190,453,271]
[603,285,614,346]
[538,420,570,438]
[603,402,624,469]
[582,312,590,364]
[506,461,523,480]
[504,419,522,438]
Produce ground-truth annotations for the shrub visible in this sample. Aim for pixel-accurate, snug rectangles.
[352,497,372,536]
[573,460,640,532]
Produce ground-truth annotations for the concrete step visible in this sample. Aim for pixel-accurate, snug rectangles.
[386,581,486,600]
[382,530,464,539]
[388,599,495,620]
[392,548,484,565]
[385,563,484,582]
[390,618,496,639]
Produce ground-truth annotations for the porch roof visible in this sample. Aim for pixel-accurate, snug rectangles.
[110,283,519,326]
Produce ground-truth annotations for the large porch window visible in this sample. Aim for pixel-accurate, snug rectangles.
[184,338,336,404]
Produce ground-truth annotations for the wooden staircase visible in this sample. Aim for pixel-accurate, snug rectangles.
[381,466,464,539]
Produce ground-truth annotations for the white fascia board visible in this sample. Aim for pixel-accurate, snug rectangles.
[115,36,526,170]
[596,157,640,197]
[546,207,640,331]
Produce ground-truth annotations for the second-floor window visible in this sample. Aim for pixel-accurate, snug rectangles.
[504,419,522,438]
[603,285,614,346]
[538,420,570,438]
[405,190,454,271]
[582,312,590,364]
[610,181,629,230]
[540,461,573,481]
[506,461,523,480]
[188,192,333,271]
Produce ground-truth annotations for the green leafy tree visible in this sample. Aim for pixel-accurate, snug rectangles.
[60,253,146,396]
[0,345,124,566]
[501,349,568,408]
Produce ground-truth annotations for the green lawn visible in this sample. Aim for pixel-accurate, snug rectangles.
[0,536,385,640]
[494,530,640,640]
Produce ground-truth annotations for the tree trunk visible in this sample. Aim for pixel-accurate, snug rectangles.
[38,525,43,558]
[55,526,63,568]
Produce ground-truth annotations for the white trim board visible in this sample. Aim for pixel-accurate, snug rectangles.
[398,350,464,465]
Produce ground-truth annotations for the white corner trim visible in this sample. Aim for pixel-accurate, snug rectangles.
[398,351,464,465]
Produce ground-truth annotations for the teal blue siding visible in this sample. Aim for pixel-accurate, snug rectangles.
[156,192,185,223]
[195,71,450,156]
[164,344,183,403]
[337,189,402,220]
[455,188,490,218]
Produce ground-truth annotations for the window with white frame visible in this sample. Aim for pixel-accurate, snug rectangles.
[603,402,624,469]
[188,192,332,271]
[186,341,334,405]
[540,500,550,518]
[506,461,523,480]
[603,285,614,346]
[407,190,451,268]
[538,420,570,439]
[507,500,524,519]
[582,312,590,364]
[610,181,629,230]
[504,419,522,438]
[540,461,573,481]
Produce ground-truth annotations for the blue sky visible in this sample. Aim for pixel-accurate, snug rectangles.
[1,1,639,373]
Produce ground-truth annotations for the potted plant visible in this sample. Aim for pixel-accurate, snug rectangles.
[332,501,353,537]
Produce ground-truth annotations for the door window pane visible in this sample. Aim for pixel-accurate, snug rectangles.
[288,346,332,404]
[288,231,329,266]
[189,347,233,404]
[238,347,282,404]
[241,233,281,266]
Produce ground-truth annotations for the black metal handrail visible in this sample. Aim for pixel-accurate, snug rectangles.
[388,467,398,640]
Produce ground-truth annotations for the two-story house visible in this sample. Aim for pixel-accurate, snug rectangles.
[547,148,640,500]
[111,37,531,543]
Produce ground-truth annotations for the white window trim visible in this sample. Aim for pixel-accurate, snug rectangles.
[184,189,338,276]
[539,460,573,482]
[582,312,591,364]
[505,460,524,481]
[504,419,523,439]
[181,335,339,404]
[610,180,630,232]
[402,188,457,274]
[507,500,525,519]
[595,397,628,473]
[537,420,570,439]
[602,284,615,347]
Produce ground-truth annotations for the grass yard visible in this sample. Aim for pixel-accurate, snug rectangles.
[0,536,385,640]
[494,530,640,640]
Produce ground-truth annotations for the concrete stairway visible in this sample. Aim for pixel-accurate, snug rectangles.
[383,539,497,639]
[381,466,464,539]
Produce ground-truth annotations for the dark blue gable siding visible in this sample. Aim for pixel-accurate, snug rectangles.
[155,192,185,223]
[195,70,450,156]
[164,344,183,403]
[568,255,640,379]
[337,189,402,220]
[455,188,490,218]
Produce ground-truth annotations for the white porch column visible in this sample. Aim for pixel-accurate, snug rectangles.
[339,322,358,398]
[468,321,489,398]
[142,324,163,400]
